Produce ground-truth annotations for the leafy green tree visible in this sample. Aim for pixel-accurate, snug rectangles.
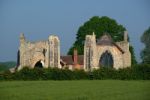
[129,46,137,65]
[0,64,7,72]
[68,16,137,65]
[141,27,150,64]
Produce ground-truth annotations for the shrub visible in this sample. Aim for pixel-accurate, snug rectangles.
[131,64,150,80]
[73,69,88,80]
[92,67,117,80]
[0,64,150,81]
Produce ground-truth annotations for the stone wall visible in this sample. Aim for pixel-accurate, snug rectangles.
[17,31,131,71]
[17,33,60,70]
[96,45,124,69]
[84,31,131,71]
[84,33,98,71]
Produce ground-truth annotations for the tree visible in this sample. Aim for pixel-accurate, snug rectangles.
[68,16,137,65]
[129,46,137,65]
[141,27,150,64]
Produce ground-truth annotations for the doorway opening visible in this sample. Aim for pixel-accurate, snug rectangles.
[34,60,44,68]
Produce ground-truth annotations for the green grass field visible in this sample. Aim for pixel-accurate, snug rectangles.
[0,80,149,100]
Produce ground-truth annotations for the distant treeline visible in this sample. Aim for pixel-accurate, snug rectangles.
[0,61,16,72]
[0,64,150,80]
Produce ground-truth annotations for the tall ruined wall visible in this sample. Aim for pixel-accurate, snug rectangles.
[48,35,60,68]
[116,31,131,68]
[17,33,60,70]
[84,33,97,71]
[84,35,92,71]
[116,41,131,68]
[83,31,131,71]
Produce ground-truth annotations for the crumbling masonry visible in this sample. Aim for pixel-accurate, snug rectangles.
[17,33,60,70]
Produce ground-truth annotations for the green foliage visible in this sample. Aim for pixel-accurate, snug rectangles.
[91,65,150,80]
[68,16,126,55]
[0,67,89,80]
[68,16,137,65]
[0,61,16,68]
[92,67,117,79]
[129,46,137,65]
[0,64,7,72]
[0,61,16,72]
[0,64,150,80]
[141,27,150,64]
[141,27,150,45]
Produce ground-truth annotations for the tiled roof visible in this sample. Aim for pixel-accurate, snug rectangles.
[97,34,124,53]
[97,34,113,45]
[61,55,84,65]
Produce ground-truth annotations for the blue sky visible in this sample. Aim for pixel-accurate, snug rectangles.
[0,0,150,62]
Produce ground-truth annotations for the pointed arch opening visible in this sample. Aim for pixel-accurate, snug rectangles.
[99,51,113,68]
[34,60,44,68]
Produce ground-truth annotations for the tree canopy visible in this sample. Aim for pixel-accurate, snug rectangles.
[68,16,137,65]
[141,27,150,64]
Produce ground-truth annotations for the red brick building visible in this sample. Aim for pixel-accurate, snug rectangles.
[60,49,84,70]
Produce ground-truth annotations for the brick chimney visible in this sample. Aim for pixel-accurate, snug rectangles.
[73,48,78,65]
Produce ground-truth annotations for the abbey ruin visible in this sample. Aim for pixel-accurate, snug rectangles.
[84,31,131,71]
[17,31,131,71]
[17,33,60,70]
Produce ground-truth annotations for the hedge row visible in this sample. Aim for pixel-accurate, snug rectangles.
[0,68,88,80]
[0,64,150,80]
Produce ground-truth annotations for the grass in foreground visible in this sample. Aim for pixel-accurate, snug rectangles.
[0,80,150,100]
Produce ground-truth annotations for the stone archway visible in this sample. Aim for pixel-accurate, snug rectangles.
[31,51,45,68]
[99,51,113,67]
[34,60,44,68]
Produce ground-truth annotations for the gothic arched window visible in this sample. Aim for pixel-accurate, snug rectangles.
[99,51,113,68]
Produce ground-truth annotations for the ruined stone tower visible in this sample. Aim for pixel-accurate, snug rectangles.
[17,33,60,70]
[84,31,131,71]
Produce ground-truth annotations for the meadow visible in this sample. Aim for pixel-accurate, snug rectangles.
[0,80,149,100]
